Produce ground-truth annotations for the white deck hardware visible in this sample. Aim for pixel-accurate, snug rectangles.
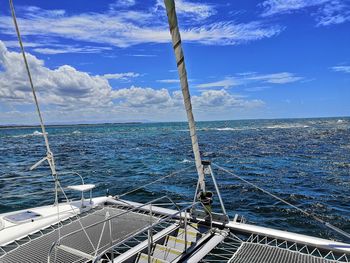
[186,229,229,263]
[67,184,96,206]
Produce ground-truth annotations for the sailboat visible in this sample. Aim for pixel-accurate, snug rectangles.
[0,0,349,262]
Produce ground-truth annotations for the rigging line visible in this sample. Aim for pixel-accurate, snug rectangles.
[9,0,56,170]
[9,0,62,241]
[0,171,80,182]
[0,174,50,181]
[212,162,350,240]
[8,0,50,155]
[9,0,59,208]
[56,180,97,251]
[117,165,193,198]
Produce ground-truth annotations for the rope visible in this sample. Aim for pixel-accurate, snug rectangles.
[117,165,193,198]
[212,163,350,240]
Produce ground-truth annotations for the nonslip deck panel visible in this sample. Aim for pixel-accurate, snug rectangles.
[0,206,153,263]
[230,243,340,263]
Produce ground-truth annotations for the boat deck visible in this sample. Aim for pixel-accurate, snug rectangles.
[0,201,349,263]
[230,243,340,263]
[0,205,154,263]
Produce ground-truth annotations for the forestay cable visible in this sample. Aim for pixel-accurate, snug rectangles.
[9,0,59,205]
[212,163,350,240]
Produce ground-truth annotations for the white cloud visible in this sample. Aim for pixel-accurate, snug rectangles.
[260,0,330,17]
[246,72,303,84]
[4,40,42,48]
[112,86,175,108]
[33,46,112,55]
[315,1,350,26]
[196,78,239,89]
[0,40,113,107]
[196,72,302,91]
[103,72,140,80]
[0,4,283,52]
[192,89,264,109]
[260,0,350,26]
[245,86,271,92]
[0,41,263,123]
[331,65,350,73]
[155,0,216,20]
[181,22,283,46]
[157,79,180,83]
[127,54,157,57]
[110,0,136,9]
[4,40,112,55]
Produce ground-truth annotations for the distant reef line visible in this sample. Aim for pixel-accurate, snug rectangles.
[0,122,144,129]
[1,116,349,129]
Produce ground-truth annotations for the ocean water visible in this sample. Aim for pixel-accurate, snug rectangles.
[1,117,350,242]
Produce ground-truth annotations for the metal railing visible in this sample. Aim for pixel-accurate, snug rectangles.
[93,200,197,263]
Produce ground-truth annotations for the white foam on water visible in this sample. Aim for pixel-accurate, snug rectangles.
[266,124,309,129]
[32,130,48,136]
[72,130,81,134]
[11,130,48,138]
[11,134,32,138]
[215,127,237,131]
[180,159,192,163]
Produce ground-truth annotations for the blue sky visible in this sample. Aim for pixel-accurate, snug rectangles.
[0,0,349,124]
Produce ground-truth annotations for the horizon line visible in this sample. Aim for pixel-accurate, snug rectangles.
[1,115,349,129]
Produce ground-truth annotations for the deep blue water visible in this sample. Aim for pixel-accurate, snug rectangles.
[1,117,350,242]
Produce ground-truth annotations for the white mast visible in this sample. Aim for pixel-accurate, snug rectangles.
[164,0,205,192]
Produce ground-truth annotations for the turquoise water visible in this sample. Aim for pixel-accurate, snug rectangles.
[1,117,350,242]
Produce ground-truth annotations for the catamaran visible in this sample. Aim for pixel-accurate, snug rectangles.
[1,0,349,262]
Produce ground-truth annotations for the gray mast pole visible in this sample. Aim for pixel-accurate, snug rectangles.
[164,0,205,192]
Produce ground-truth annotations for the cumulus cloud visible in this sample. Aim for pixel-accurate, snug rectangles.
[0,3,283,54]
[112,86,175,108]
[0,41,264,123]
[0,42,112,108]
[193,89,264,109]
